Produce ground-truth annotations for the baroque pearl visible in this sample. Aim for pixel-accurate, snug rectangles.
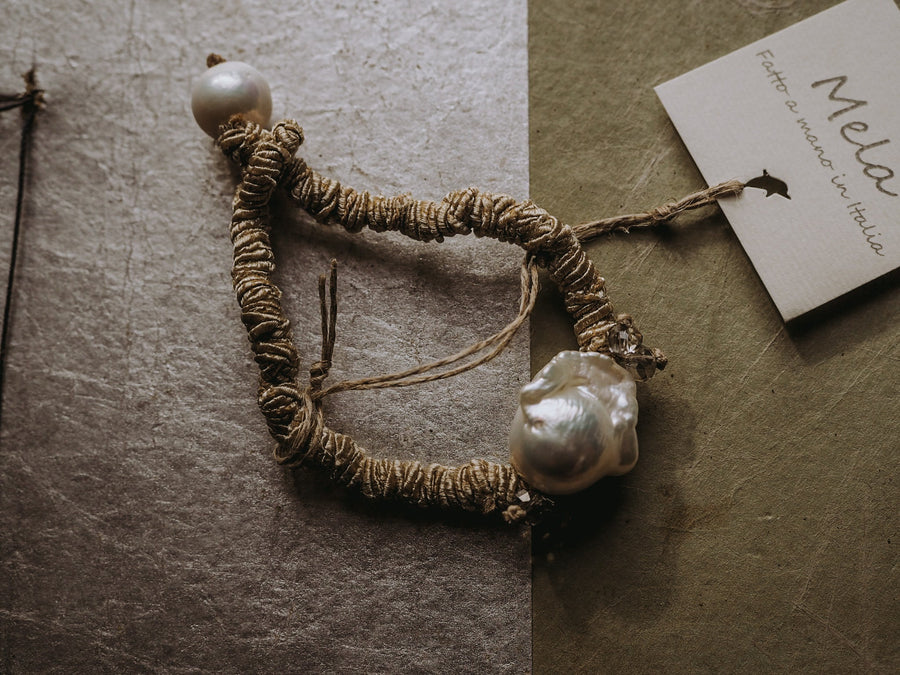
[191,61,272,138]
[509,351,639,495]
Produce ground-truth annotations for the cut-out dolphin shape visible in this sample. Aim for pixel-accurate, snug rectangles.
[745,169,790,199]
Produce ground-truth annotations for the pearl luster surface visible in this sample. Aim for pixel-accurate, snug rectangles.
[191,61,272,138]
[509,351,639,495]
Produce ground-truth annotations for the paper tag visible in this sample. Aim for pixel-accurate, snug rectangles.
[655,0,900,321]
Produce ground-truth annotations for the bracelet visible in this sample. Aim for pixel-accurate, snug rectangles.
[192,56,742,523]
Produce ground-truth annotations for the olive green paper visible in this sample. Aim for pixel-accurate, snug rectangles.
[530,0,899,671]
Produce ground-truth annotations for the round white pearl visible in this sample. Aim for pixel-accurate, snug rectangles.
[191,61,273,138]
[509,350,639,495]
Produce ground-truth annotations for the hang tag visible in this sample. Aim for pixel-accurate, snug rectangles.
[655,0,900,321]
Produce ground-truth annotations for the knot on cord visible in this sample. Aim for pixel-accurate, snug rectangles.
[275,390,325,468]
[271,260,337,467]
[271,120,304,157]
[648,203,677,222]
[217,119,304,170]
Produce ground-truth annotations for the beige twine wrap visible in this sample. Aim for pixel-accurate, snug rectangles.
[215,115,742,523]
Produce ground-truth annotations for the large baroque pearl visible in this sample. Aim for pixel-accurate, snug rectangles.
[191,61,272,138]
[509,351,639,495]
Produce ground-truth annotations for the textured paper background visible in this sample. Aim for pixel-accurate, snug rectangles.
[530,0,898,672]
[0,1,531,672]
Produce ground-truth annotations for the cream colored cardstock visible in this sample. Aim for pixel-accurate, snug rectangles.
[656,0,900,321]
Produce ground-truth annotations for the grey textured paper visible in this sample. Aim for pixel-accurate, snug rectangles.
[0,1,530,672]
[656,0,900,320]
